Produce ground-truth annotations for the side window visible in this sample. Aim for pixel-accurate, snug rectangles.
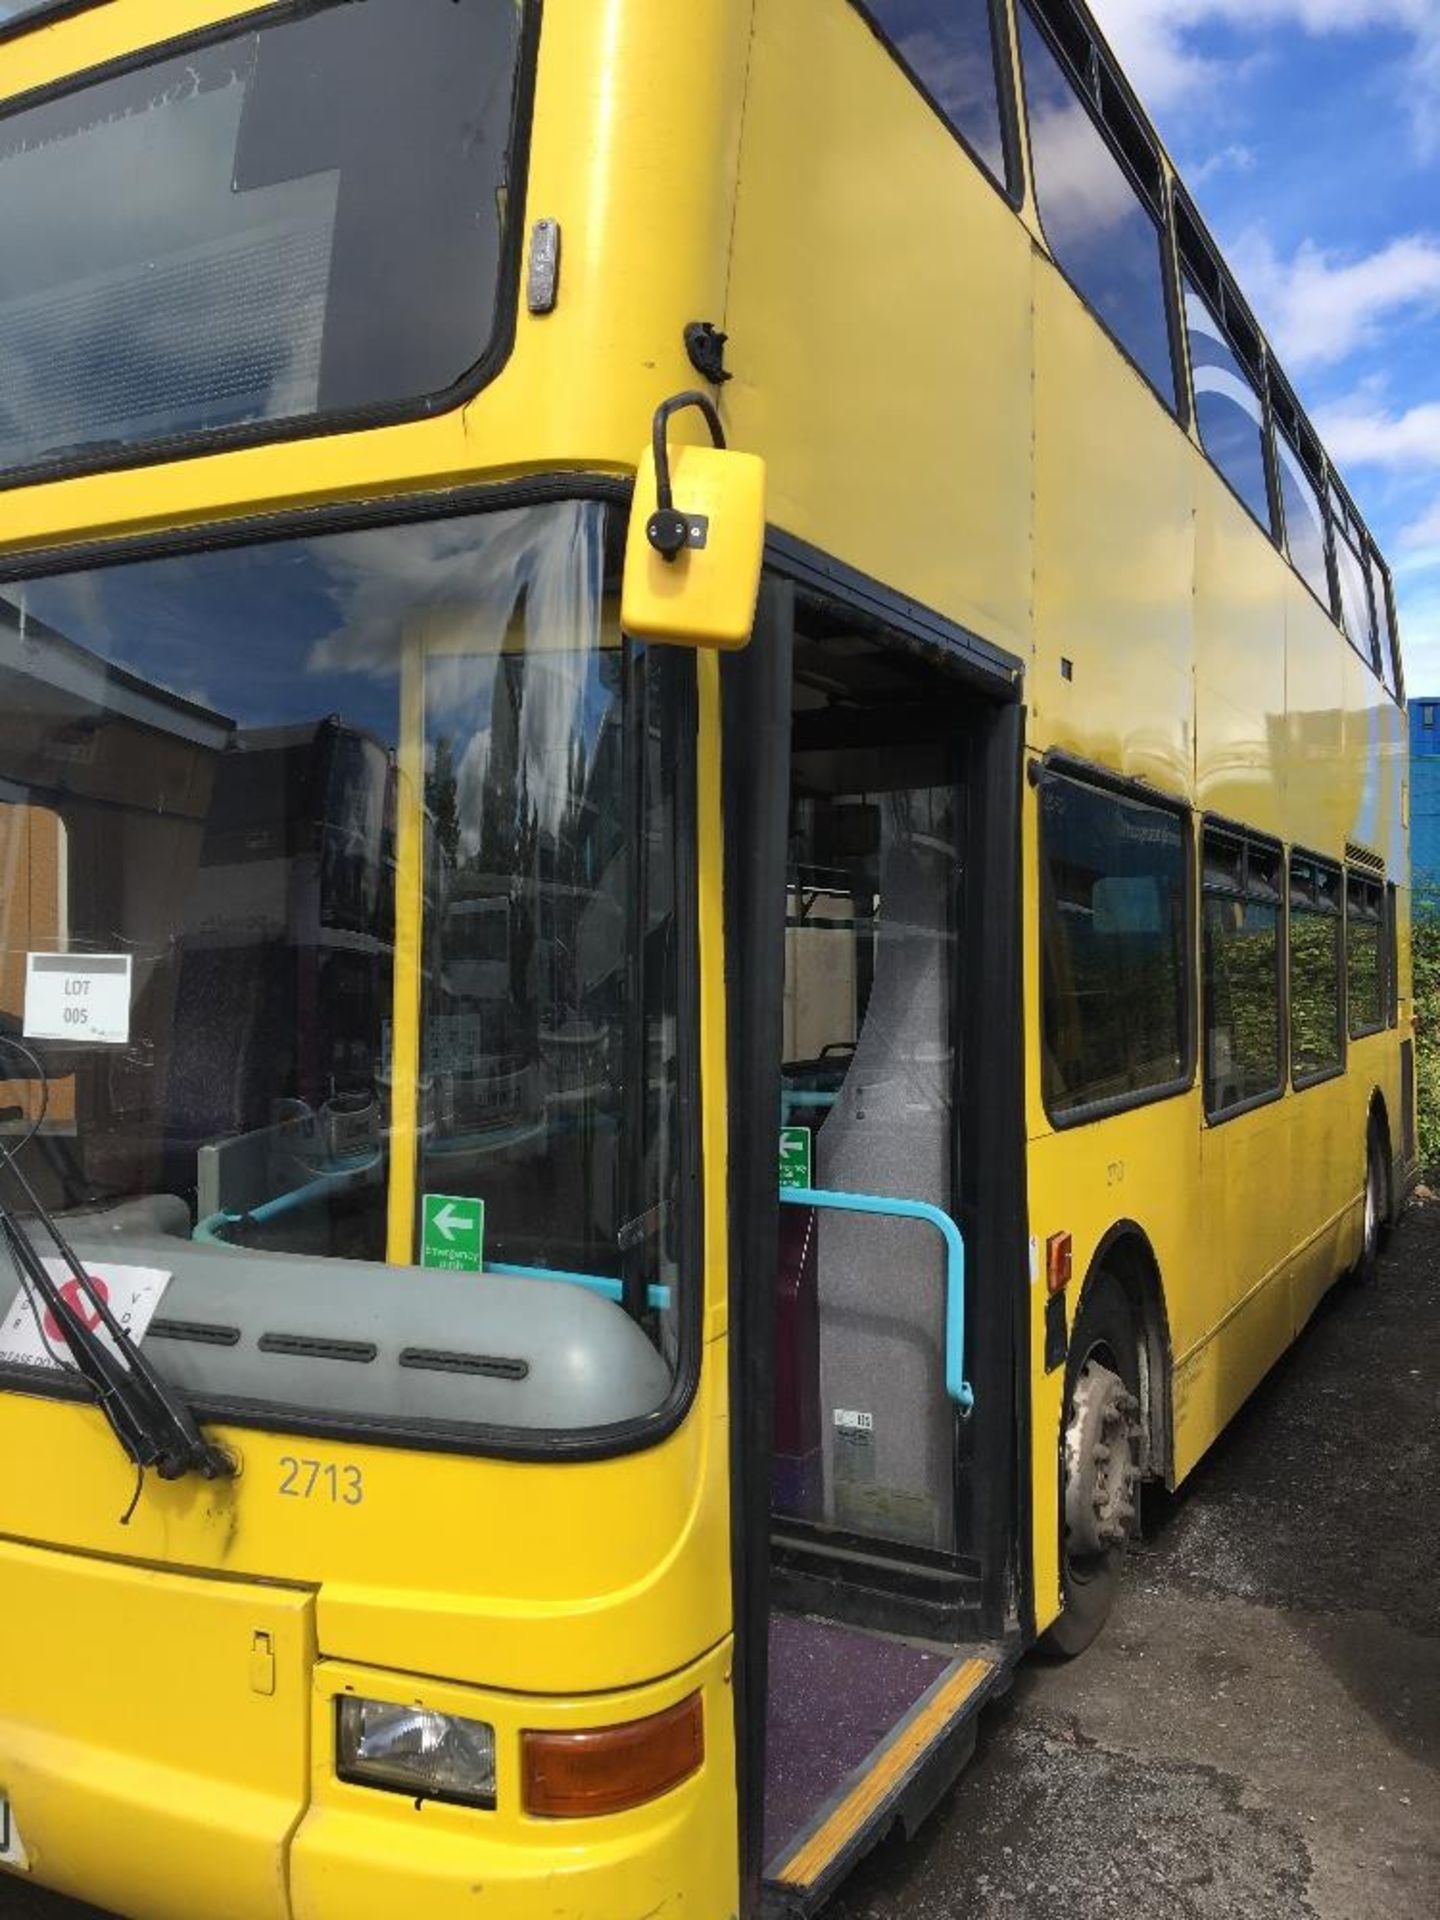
[1289,854,1344,1085]
[861,0,1011,186]
[1202,827,1283,1119]
[1018,5,1176,409]
[1039,772,1189,1117]
[1183,280,1273,534]
[1,2,107,30]
[1372,552,1402,700]
[1331,497,1378,669]
[1346,873,1385,1039]
[1273,428,1333,612]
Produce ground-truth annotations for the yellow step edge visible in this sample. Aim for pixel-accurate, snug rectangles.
[774,1654,995,1889]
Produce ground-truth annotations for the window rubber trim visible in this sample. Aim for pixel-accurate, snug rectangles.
[0,0,542,498]
[0,474,708,1468]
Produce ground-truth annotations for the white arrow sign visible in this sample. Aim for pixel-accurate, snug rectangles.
[433,1202,471,1242]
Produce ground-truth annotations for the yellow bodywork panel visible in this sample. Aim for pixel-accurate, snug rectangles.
[0,1534,314,1920]
[724,0,1035,664]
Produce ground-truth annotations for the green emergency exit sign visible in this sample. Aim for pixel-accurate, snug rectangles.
[421,1193,485,1272]
[779,1127,813,1192]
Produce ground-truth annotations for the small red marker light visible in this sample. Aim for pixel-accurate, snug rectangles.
[1046,1232,1073,1294]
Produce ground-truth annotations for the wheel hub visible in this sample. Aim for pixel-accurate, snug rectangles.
[1063,1359,1141,1559]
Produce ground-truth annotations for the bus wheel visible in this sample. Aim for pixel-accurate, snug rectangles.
[1044,1274,1142,1659]
[1354,1123,1387,1285]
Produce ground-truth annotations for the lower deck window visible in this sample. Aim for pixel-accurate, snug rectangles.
[1202,827,1283,1118]
[1039,770,1189,1118]
[1290,854,1344,1084]
[1347,872,1385,1039]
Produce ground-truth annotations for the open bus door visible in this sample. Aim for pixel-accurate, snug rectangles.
[721,567,1029,1916]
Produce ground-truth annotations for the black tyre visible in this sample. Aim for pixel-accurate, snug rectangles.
[1042,1272,1143,1659]
[1353,1122,1387,1285]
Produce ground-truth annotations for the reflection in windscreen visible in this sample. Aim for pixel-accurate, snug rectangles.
[0,502,688,1416]
[0,0,522,473]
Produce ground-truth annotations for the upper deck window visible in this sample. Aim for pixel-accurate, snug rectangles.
[1330,496,1378,668]
[1183,279,1273,535]
[858,0,1011,186]
[1018,5,1176,410]
[1372,552,1402,699]
[1272,425,1333,613]
[0,0,525,481]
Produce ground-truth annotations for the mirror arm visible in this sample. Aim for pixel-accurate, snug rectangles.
[647,391,728,560]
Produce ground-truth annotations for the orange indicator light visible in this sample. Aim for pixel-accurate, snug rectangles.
[522,1692,704,1819]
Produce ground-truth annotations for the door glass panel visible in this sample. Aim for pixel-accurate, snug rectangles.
[778,747,962,1552]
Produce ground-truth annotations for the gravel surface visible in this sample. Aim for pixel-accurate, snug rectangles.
[829,1191,1440,1920]
[3,1199,1437,1919]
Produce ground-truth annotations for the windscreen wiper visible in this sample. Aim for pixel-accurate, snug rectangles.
[0,1153,234,1484]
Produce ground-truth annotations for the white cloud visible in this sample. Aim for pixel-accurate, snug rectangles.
[1313,400,1440,470]
[1223,229,1440,370]
[1191,143,1258,183]
[1399,498,1440,551]
[1088,1,1440,152]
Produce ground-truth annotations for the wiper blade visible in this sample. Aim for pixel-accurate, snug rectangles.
[0,1157,234,1484]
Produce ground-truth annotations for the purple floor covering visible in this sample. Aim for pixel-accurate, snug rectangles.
[763,1611,950,1867]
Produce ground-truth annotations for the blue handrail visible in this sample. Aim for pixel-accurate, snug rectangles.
[488,1262,671,1312]
[778,1185,973,1413]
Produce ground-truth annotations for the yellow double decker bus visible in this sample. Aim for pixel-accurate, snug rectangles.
[0,1,1413,1916]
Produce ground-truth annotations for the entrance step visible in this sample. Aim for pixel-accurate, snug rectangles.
[761,1612,1007,1916]
[771,1523,985,1641]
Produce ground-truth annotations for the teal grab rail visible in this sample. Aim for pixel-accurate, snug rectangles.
[487,1262,671,1312]
[778,1186,973,1413]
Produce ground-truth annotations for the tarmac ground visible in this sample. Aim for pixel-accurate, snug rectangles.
[827,1187,1440,1920]
[2,1195,1437,1920]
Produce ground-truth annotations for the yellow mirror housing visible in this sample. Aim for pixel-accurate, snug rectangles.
[622,440,766,650]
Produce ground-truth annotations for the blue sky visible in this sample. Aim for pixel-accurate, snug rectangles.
[1088,0,1440,694]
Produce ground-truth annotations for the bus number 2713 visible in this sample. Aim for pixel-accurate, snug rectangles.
[278,1457,364,1505]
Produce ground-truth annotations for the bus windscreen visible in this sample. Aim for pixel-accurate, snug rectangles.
[0,0,524,477]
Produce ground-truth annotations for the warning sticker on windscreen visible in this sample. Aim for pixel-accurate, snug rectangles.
[0,1261,170,1371]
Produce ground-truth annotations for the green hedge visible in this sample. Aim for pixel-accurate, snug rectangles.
[1416,914,1440,1171]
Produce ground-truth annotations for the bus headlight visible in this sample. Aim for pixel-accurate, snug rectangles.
[336,1697,497,1809]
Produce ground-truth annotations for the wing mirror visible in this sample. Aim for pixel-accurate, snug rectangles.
[621,391,765,650]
